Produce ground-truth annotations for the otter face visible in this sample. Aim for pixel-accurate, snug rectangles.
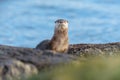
[55,19,68,30]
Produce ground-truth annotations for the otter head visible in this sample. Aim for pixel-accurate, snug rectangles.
[55,19,68,31]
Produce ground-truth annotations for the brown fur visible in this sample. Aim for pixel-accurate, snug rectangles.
[49,27,69,53]
[36,19,69,53]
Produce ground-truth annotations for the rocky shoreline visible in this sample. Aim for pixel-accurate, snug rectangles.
[0,42,120,80]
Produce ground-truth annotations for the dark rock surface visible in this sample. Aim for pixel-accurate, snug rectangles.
[0,45,76,80]
[68,42,120,56]
[0,42,120,80]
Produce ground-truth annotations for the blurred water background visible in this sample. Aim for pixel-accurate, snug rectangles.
[0,0,120,48]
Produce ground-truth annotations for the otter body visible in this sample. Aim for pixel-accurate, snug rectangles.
[36,40,50,50]
[36,19,69,53]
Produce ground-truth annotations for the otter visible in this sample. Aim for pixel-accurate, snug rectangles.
[36,19,69,53]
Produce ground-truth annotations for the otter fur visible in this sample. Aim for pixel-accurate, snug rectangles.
[36,19,69,53]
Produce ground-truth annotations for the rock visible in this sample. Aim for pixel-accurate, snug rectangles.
[68,42,120,56]
[0,42,120,79]
[0,45,76,80]
[0,56,38,80]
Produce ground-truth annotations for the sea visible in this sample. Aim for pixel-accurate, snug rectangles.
[0,0,120,48]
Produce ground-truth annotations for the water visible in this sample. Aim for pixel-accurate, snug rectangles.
[0,0,120,48]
